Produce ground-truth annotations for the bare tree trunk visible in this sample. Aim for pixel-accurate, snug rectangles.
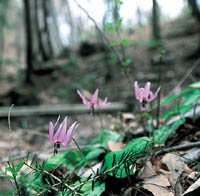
[0,1,9,63]
[152,0,161,40]
[62,0,75,42]
[35,0,48,61]
[188,0,200,23]
[43,0,54,57]
[48,0,64,55]
[23,0,34,84]
[113,2,120,26]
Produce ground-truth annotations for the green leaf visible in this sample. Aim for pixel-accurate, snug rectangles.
[179,104,193,114]
[16,161,25,173]
[9,156,15,171]
[101,137,152,178]
[161,89,195,105]
[117,18,123,28]
[124,59,132,66]
[109,41,120,48]
[5,167,17,177]
[158,47,166,56]
[44,151,82,171]
[189,81,200,88]
[105,23,114,31]
[183,92,200,106]
[0,174,14,180]
[85,147,106,161]
[62,179,105,196]
[161,94,179,106]
[122,39,134,47]
[84,183,105,196]
[163,104,193,121]
[154,118,185,144]
[99,130,124,147]
[163,110,179,121]
[114,0,123,4]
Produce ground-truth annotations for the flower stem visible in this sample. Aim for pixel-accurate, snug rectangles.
[156,90,161,129]
[97,109,104,130]
[72,138,95,175]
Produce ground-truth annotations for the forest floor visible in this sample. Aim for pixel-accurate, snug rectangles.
[1,15,200,194]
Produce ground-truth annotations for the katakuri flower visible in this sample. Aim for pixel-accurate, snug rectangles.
[49,116,79,154]
[77,88,111,115]
[134,81,160,111]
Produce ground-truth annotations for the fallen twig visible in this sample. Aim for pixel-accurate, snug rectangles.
[155,141,200,156]
[0,102,128,117]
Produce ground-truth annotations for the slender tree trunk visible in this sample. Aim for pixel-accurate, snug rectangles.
[43,0,54,57]
[113,3,120,26]
[0,1,9,63]
[23,0,34,84]
[48,0,64,55]
[152,0,161,40]
[35,0,48,61]
[188,0,200,23]
[62,0,75,42]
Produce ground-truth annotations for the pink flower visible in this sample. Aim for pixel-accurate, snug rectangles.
[49,116,79,154]
[134,81,160,111]
[77,89,111,115]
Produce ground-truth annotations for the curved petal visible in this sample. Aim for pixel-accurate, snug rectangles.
[146,91,154,102]
[62,122,79,146]
[53,117,67,142]
[91,89,99,105]
[148,87,160,102]
[134,81,140,100]
[54,115,60,127]
[97,97,111,108]
[49,122,55,143]
[77,90,90,106]
[143,82,151,98]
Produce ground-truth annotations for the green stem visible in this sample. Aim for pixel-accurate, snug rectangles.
[156,90,161,129]
[72,138,95,175]
[8,161,21,196]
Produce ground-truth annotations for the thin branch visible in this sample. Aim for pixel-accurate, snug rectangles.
[24,162,76,194]
[155,141,200,156]
[163,58,200,102]
[72,0,134,84]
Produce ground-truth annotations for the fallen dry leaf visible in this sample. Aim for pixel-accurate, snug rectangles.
[143,175,174,196]
[140,161,156,179]
[162,153,184,185]
[120,113,134,124]
[107,141,125,151]
[162,153,185,195]
[183,164,197,180]
[182,178,200,196]
[143,184,174,196]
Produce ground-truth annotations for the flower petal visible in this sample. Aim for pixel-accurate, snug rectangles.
[62,122,79,146]
[139,88,144,103]
[97,97,111,108]
[91,89,99,105]
[49,122,55,143]
[53,117,67,142]
[143,82,151,98]
[77,90,90,106]
[134,81,140,100]
[148,86,161,102]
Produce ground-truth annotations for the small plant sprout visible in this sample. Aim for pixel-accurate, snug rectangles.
[49,116,79,154]
[77,88,111,115]
[134,81,160,111]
